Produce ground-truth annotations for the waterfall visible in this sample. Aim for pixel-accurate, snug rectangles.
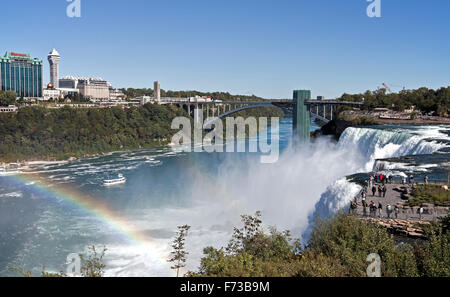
[304,125,449,240]
[338,127,448,171]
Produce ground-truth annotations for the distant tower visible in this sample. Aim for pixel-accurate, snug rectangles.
[48,48,61,88]
[154,81,161,101]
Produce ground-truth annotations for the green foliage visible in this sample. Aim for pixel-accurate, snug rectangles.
[408,184,450,207]
[418,229,450,276]
[307,212,418,277]
[0,99,283,162]
[338,113,378,126]
[337,86,450,116]
[121,89,270,103]
[79,246,107,277]
[439,213,450,234]
[190,211,302,277]
[9,266,67,277]
[0,90,17,106]
[0,104,187,162]
[123,88,285,121]
[294,251,349,277]
[168,225,191,277]
[189,211,450,277]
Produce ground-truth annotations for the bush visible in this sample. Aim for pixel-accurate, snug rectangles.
[307,212,418,277]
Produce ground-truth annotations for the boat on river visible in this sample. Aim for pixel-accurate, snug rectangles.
[103,173,126,186]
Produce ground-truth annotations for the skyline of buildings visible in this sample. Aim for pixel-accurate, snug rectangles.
[0,47,322,106]
[0,52,43,98]
[0,48,126,102]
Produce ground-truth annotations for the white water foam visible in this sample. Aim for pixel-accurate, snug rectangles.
[338,126,449,171]
[310,125,449,230]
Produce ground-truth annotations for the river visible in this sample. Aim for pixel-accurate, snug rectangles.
[0,119,449,276]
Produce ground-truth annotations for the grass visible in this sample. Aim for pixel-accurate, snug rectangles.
[408,184,450,207]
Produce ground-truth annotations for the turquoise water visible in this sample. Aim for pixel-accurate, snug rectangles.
[0,119,448,276]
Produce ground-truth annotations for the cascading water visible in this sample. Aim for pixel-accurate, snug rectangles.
[337,127,449,172]
[0,121,449,276]
[308,125,450,240]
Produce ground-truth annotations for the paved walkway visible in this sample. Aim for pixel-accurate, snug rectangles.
[352,182,449,222]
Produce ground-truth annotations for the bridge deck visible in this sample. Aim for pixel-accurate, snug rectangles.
[161,100,362,106]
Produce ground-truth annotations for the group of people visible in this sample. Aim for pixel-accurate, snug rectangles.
[371,184,387,197]
[366,173,393,187]
[351,198,400,219]
[350,173,398,219]
[350,172,431,220]
[401,174,429,185]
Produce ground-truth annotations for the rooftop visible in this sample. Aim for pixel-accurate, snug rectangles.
[48,48,60,57]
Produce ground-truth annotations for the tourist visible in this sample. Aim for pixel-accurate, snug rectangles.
[372,185,377,196]
[394,205,399,219]
[378,185,383,197]
[409,174,414,184]
[382,185,387,198]
[386,204,392,218]
[363,201,368,216]
[369,201,375,215]
[388,175,393,184]
[349,201,357,215]
[378,202,383,218]
[419,207,424,220]
[402,177,406,185]
[424,175,429,184]
[369,175,374,188]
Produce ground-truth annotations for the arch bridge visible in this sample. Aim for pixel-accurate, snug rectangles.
[162,92,362,141]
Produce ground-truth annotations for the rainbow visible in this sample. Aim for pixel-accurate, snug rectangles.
[1,172,168,273]
[3,173,153,244]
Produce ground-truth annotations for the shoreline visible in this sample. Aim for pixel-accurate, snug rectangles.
[0,142,172,168]
[317,116,450,141]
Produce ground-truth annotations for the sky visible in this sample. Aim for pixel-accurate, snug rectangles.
[1,0,449,99]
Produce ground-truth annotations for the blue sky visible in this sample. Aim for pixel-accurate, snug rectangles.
[1,0,449,98]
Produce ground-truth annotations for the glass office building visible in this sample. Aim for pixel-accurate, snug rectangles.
[0,52,43,98]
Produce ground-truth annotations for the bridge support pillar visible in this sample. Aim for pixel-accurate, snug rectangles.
[293,90,311,142]
[194,104,203,126]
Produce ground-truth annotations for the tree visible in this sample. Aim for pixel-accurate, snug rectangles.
[0,90,17,106]
[189,212,302,277]
[307,212,419,277]
[168,225,191,277]
[79,246,107,277]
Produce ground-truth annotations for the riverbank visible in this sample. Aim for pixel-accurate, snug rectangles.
[342,109,450,124]
[316,112,450,140]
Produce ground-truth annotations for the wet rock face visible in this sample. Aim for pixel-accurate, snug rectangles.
[320,119,359,139]
[320,120,338,136]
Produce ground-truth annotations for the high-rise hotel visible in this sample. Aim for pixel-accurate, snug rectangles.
[0,52,43,98]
